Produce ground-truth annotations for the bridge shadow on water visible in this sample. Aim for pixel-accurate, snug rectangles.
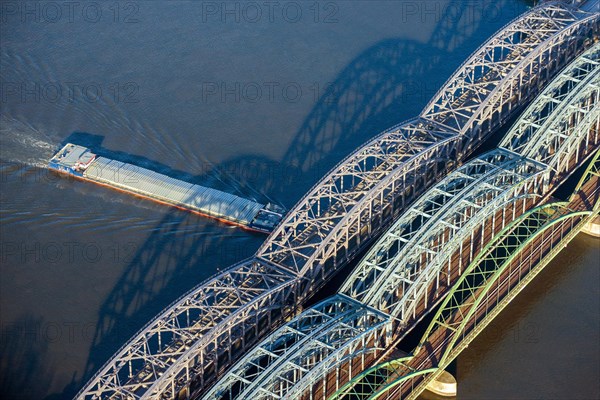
[0,316,53,398]
[42,1,530,398]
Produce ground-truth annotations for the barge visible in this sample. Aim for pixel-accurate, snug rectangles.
[48,143,285,233]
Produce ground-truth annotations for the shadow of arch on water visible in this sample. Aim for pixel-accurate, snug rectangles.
[0,316,53,400]
[40,1,533,398]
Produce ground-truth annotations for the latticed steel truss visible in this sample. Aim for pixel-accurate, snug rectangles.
[76,3,600,399]
[340,153,518,302]
[204,69,600,400]
[576,146,600,191]
[501,43,600,176]
[340,149,546,323]
[340,150,543,299]
[202,294,390,400]
[328,194,599,400]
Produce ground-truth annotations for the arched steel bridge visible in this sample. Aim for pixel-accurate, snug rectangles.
[77,2,600,399]
[202,41,600,400]
[327,152,600,400]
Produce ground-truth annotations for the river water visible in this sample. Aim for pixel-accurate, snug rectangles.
[0,1,597,399]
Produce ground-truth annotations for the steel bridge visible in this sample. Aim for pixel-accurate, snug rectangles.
[77,2,600,399]
[200,39,600,400]
[327,151,600,400]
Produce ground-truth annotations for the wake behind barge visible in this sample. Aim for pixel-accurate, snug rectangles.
[48,143,285,233]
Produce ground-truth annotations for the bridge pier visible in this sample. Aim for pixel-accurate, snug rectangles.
[581,215,600,237]
[425,371,457,397]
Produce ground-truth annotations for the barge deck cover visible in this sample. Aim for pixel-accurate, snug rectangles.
[49,143,283,231]
[85,157,265,225]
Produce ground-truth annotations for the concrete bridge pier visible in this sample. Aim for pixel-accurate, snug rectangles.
[582,215,600,237]
[425,371,458,397]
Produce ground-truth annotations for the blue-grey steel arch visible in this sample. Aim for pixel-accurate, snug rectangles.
[202,41,600,400]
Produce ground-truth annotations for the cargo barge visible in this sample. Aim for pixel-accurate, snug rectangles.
[48,143,285,233]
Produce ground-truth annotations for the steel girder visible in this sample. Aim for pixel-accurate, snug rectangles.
[501,43,600,175]
[76,3,600,400]
[422,4,588,133]
[281,332,386,400]
[575,147,600,192]
[329,200,598,400]
[201,294,390,400]
[339,149,546,322]
[500,43,600,154]
[415,205,585,364]
[375,160,545,323]
[339,149,542,303]
[203,150,546,400]
[257,2,598,281]
[327,357,436,400]
[258,119,456,276]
